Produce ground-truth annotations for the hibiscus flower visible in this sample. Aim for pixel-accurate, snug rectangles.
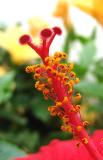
[18,27,103,159]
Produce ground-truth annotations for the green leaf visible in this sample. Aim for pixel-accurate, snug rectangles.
[0,141,26,160]
[75,81,103,99]
[0,71,15,103]
[73,63,87,78]
[31,93,52,123]
[79,41,96,68]
[93,58,103,82]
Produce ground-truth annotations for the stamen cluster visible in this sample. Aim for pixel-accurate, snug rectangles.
[25,52,85,135]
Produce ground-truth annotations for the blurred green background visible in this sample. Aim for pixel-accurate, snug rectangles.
[0,0,103,159]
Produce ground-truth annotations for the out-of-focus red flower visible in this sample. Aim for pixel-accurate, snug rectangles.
[15,130,103,160]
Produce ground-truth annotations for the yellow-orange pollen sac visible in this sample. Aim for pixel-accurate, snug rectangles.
[82,138,88,144]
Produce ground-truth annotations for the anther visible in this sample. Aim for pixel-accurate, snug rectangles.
[70,71,76,78]
[56,101,62,107]
[25,65,35,73]
[74,105,80,112]
[82,138,88,144]
[83,121,89,127]
[76,125,82,132]
[75,78,80,84]
[62,97,68,104]
[74,93,81,100]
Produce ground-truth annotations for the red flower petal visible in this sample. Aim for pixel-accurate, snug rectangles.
[15,139,96,160]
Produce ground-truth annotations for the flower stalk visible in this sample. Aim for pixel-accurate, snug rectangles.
[19,27,103,160]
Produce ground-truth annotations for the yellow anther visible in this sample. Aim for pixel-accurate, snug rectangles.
[35,81,45,91]
[70,71,76,78]
[52,70,58,76]
[82,138,88,144]
[68,88,73,95]
[63,76,69,81]
[76,125,82,132]
[56,101,62,107]
[61,125,72,132]
[34,74,41,79]
[66,125,72,132]
[54,52,61,58]
[48,106,57,116]
[75,78,80,84]
[62,116,69,124]
[69,80,74,86]
[44,57,52,65]
[67,63,74,72]
[43,88,49,95]
[35,81,40,88]
[53,57,60,63]
[62,52,67,59]
[37,87,43,91]
[59,73,65,78]
[62,97,68,104]
[58,64,65,69]
[83,121,89,127]
[46,66,52,72]
[75,93,81,100]
[65,82,72,88]
[35,68,41,74]
[47,78,52,84]
[74,105,80,112]
[25,65,36,73]
[70,107,76,112]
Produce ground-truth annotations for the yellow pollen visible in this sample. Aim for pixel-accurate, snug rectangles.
[82,138,88,144]
[67,63,74,72]
[62,116,69,124]
[70,107,76,112]
[56,101,62,107]
[43,88,49,95]
[46,66,52,72]
[25,65,36,73]
[47,78,52,84]
[48,106,57,116]
[52,70,58,76]
[59,73,66,78]
[53,57,61,63]
[34,74,41,79]
[62,96,68,104]
[69,80,74,86]
[70,71,76,78]
[76,125,82,132]
[62,52,67,59]
[44,57,52,64]
[74,105,80,112]
[75,93,81,100]
[68,88,73,95]
[63,76,69,81]
[83,121,89,127]
[75,78,80,84]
